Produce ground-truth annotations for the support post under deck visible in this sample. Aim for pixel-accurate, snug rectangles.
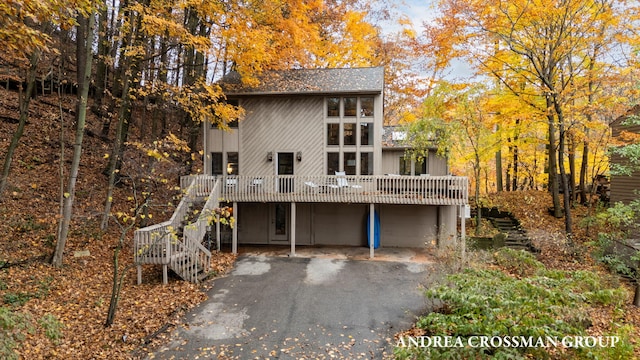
[232,202,238,254]
[290,202,296,257]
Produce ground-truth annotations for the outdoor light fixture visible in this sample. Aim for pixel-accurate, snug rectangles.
[267,152,273,161]
[226,163,233,175]
[297,151,302,161]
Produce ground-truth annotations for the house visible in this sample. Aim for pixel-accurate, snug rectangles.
[609,104,640,204]
[133,67,468,284]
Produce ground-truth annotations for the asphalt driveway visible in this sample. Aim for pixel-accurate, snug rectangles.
[149,253,430,359]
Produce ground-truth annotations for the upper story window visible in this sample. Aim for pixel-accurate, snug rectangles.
[327,123,340,145]
[343,123,356,145]
[360,97,374,117]
[327,97,340,117]
[344,97,357,117]
[360,123,373,146]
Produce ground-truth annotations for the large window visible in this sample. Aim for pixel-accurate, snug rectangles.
[360,97,374,117]
[327,97,340,117]
[325,96,376,175]
[327,153,339,175]
[211,152,223,175]
[343,123,356,145]
[344,97,357,117]
[360,122,373,146]
[327,123,339,145]
[360,152,373,175]
[344,152,356,175]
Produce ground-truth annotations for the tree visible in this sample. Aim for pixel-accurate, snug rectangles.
[53,6,96,267]
[406,82,496,235]
[0,1,79,197]
[426,0,638,239]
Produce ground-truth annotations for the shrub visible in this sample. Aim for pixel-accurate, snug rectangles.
[395,251,629,359]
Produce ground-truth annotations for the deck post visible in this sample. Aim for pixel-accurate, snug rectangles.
[369,203,375,259]
[232,202,238,254]
[162,264,168,285]
[137,265,142,285]
[460,205,466,260]
[290,202,296,257]
[215,214,221,251]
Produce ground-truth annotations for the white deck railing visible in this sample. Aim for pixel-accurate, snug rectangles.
[134,177,216,284]
[181,174,468,205]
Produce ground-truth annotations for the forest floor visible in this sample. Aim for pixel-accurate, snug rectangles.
[1,86,639,358]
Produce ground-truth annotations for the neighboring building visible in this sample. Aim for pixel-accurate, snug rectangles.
[134,67,468,283]
[610,105,640,204]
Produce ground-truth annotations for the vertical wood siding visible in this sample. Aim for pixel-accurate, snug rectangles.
[610,119,640,204]
[240,96,324,176]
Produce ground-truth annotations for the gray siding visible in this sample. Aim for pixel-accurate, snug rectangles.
[237,203,269,244]
[312,203,367,246]
[241,97,324,176]
[381,149,448,176]
[206,96,324,176]
[380,205,438,247]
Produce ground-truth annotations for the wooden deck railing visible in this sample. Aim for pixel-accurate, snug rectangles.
[181,174,468,205]
[134,177,218,284]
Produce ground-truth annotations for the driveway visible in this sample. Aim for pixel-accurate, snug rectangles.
[149,252,431,359]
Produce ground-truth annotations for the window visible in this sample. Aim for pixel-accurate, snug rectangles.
[343,123,356,145]
[416,157,428,175]
[399,157,411,175]
[344,97,357,117]
[360,152,373,175]
[327,123,339,145]
[227,152,238,175]
[360,122,373,146]
[361,97,374,117]
[325,96,375,177]
[344,152,356,175]
[327,97,340,117]
[211,152,223,175]
[327,152,339,175]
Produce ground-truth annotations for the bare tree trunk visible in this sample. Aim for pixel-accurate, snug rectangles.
[547,96,562,218]
[579,133,589,204]
[568,132,577,202]
[0,50,40,198]
[53,11,95,267]
[553,95,573,238]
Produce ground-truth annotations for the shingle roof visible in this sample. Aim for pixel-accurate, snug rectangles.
[382,126,409,149]
[220,67,384,96]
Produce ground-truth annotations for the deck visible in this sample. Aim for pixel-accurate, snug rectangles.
[181,174,468,205]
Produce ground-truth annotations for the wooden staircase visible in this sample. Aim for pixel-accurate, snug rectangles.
[134,177,221,284]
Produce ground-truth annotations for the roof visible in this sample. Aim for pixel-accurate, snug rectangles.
[220,67,384,96]
[382,126,439,151]
[382,126,409,149]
